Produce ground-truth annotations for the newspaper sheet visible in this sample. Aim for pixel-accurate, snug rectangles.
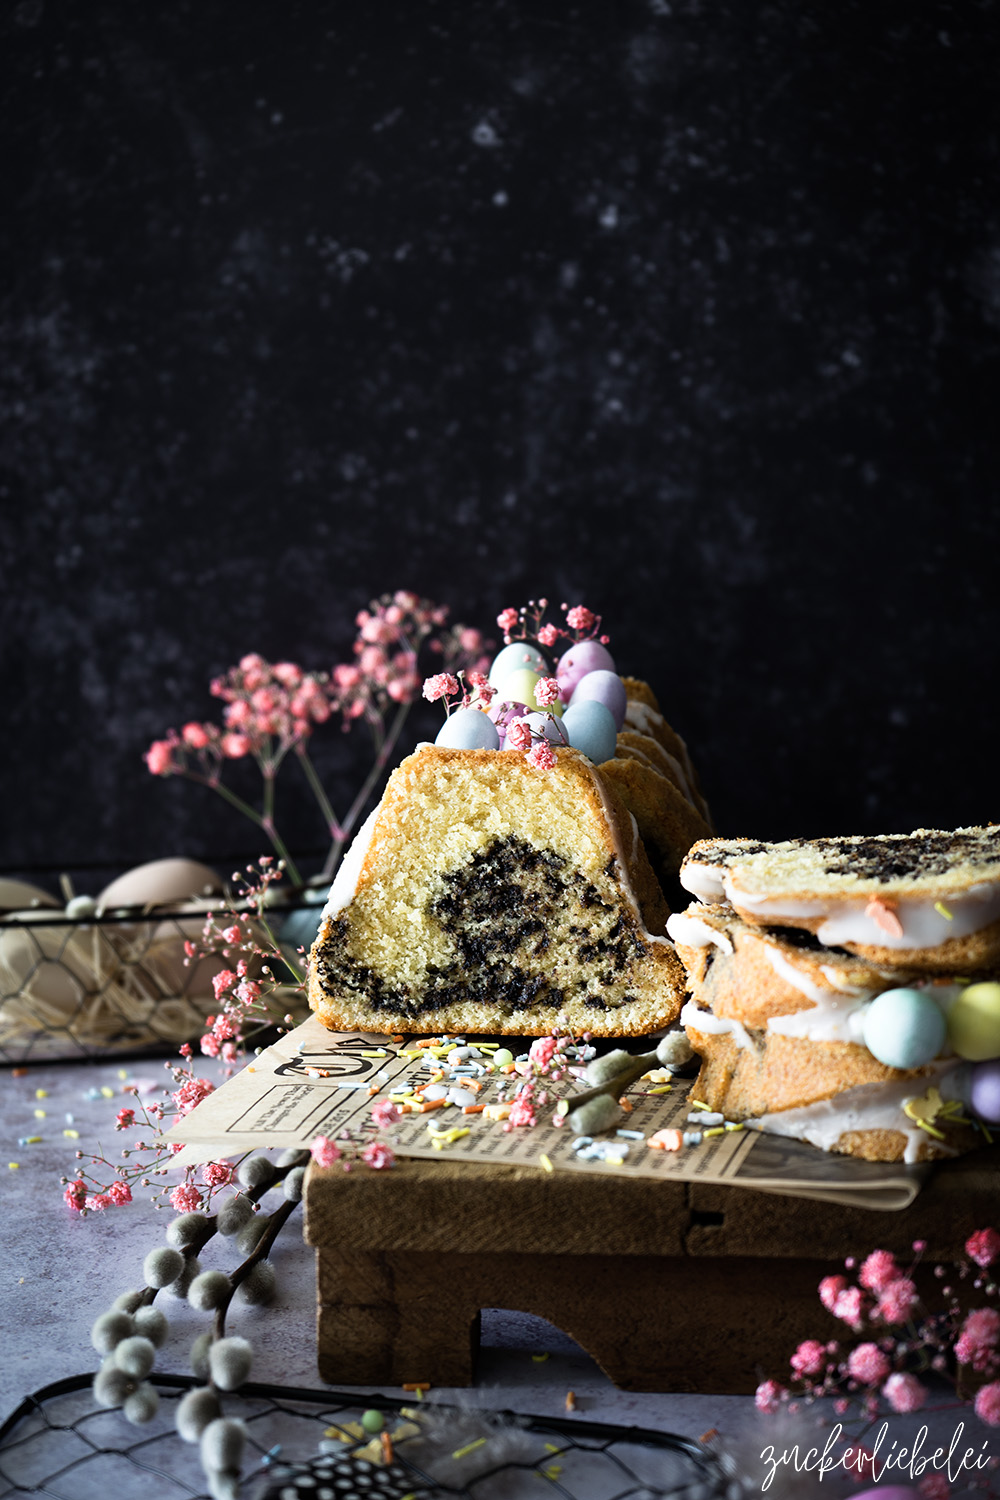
[165,1016,926,1210]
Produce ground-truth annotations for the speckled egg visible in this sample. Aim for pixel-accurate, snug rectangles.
[561,699,618,765]
[861,987,947,1070]
[488,642,548,685]
[568,669,628,730]
[947,981,1000,1061]
[970,1059,1000,1122]
[434,707,501,751]
[555,640,615,700]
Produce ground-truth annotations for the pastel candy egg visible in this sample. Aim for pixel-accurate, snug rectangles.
[569,669,628,730]
[561,699,619,765]
[947,981,1000,1061]
[493,665,541,707]
[862,988,947,1070]
[523,711,568,746]
[555,640,615,699]
[488,700,528,748]
[488,642,548,685]
[434,708,500,751]
[970,1059,1000,1122]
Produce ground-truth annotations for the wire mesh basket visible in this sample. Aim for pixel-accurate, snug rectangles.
[0,895,310,1066]
[0,1375,731,1500]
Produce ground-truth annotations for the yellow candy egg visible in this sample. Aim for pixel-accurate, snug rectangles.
[947,982,1000,1061]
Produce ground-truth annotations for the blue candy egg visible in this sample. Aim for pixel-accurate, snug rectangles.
[488,642,548,686]
[569,669,628,730]
[435,708,500,751]
[970,1059,1000,1123]
[561,699,619,764]
[861,987,947,1070]
[523,711,568,746]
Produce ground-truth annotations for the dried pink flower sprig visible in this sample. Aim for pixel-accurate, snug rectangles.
[422,669,563,769]
[146,591,490,885]
[496,598,610,649]
[756,1229,1000,1442]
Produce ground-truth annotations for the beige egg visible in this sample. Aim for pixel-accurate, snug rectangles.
[98,858,223,911]
[0,879,60,913]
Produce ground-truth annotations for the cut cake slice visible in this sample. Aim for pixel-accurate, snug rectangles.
[680,827,1000,971]
[308,745,685,1037]
[667,900,978,1163]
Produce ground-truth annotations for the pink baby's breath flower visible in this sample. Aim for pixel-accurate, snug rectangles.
[145,739,175,775]
[201,1160,233,1188]
[876,1276,918,1324]
[370,1100,401,1129]
[565,605,596,633]
[64,1179,86,1212]
[859,1249,898,1293]
[362,1141,395,1170]
[212,970,236,1001]
[789,1339,827,1378]
[537,623,560,647]
[832,1286,867,1330]
[115,1108,135,1130]
[272,662,303,688]
[967,1228,1000,1268]
[169,1183,204,1213]
[422,672,459,702]
[956,1307,1000,1371]
[221,732,252,759]
[459,627,483,653]
[182,721,211,749]
[222,925,242,944]
[974,1380,1000,1426]
[497,607,519,633]
[85,1193,115,1212]
[819,1274,847,1312]
[529,1035,557,1070]
[506,719,532,753]
[754,1379,786,1414]
[508,1096,537,1127]
[225,698,252,727]
[310,1135,342,1168]
[108,1179,132,1205]
[883,1371,926,1412]
[847,1342,891,1384]
[527,740,556,770]
[171,1077,215,1115]
[534,677,560,707]
[200,1033,221,1057]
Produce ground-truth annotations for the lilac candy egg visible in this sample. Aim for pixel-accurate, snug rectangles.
[555,640,615,700]
[970,1059,1000,1123]
[561,699,618,764]
[569,669,628,730]
[434,708,500,751]
[523,711,568,746]
[488,700,528,748]
[488,642,548,686]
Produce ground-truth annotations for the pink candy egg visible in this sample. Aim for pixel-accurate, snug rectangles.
[569,669,627,730]
[555,640,615,700]
[970,1059,1000,1123]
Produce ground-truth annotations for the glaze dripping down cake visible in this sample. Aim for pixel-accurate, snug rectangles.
[308,744,686,1037]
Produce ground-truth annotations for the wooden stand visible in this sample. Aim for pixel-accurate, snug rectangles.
[303,1146,999,1393]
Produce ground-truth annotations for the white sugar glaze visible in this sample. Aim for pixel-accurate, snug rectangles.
[666,911,734,954]
[727,878,1000,949]
[753,1066,961,1163]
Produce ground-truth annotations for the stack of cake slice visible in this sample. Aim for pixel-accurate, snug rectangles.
[668,828,1000,1162]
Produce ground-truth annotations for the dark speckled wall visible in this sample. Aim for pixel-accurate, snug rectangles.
[3,0,999,885]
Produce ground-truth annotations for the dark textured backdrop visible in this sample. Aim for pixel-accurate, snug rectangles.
[3,0,999,890]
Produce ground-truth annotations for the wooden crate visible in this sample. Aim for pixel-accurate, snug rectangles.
[303,1145,999,1393]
